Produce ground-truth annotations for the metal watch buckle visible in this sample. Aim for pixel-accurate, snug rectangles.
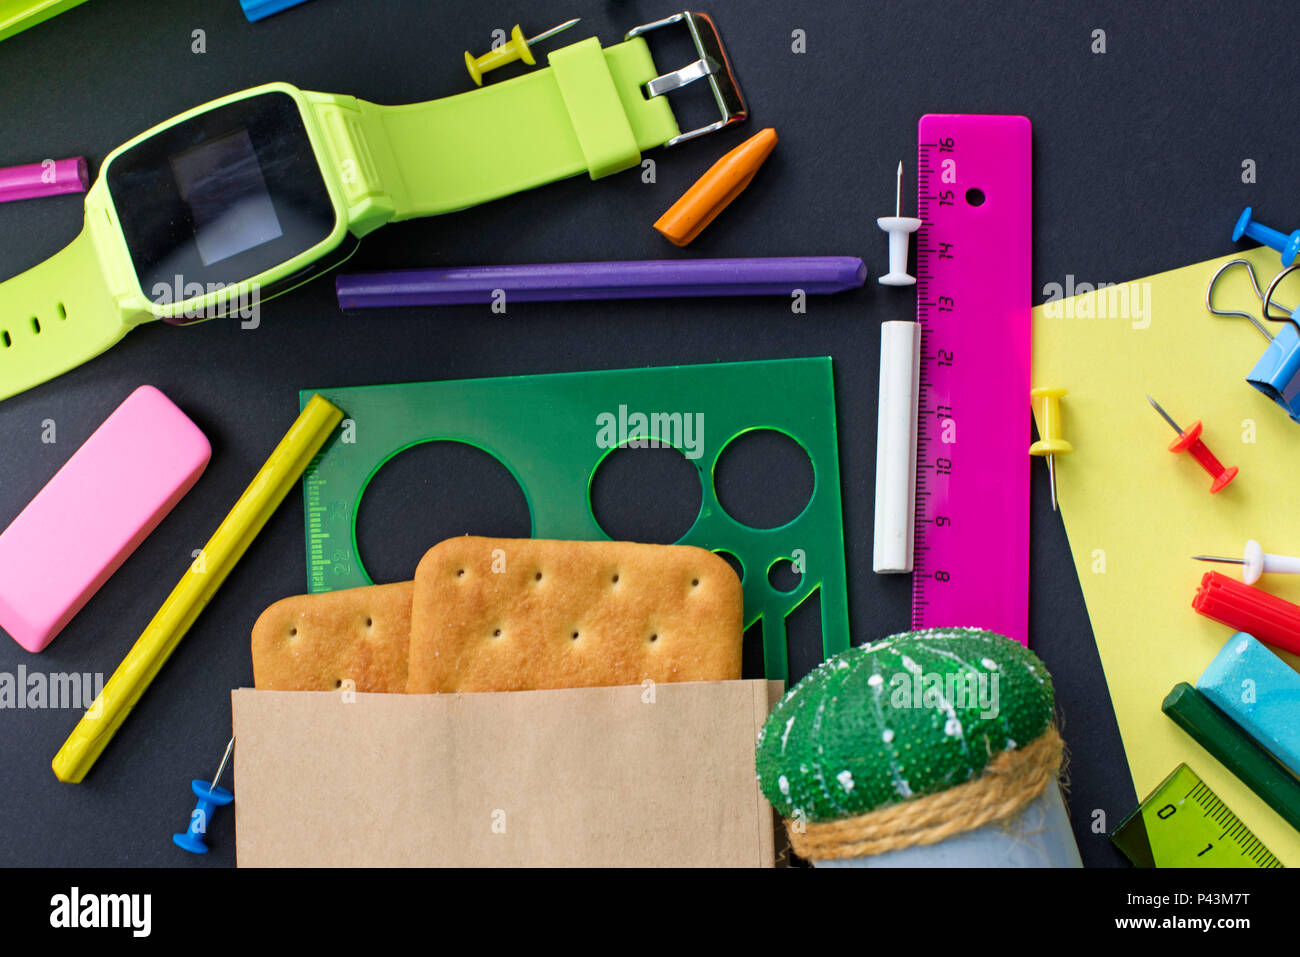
[626,11,747,147]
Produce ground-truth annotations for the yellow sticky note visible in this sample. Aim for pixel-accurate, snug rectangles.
[1033,245,1300,864]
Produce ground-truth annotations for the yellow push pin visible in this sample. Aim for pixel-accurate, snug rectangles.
[464,19,582,87]
[1030,387,1073,511]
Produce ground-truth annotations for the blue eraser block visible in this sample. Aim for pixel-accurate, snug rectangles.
[1196,632,1300,775]
[240,0,312,23]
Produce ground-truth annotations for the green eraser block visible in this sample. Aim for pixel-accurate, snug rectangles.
[1162,682,1300,834]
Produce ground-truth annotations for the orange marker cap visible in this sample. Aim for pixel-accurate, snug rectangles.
[654,127,777,247]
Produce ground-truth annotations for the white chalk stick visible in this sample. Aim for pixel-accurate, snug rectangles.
[873,320,922,574]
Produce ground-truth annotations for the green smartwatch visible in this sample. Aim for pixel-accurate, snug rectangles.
[0,11,745,402]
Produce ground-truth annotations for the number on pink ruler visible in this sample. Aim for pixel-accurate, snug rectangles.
[911,114,1032,646]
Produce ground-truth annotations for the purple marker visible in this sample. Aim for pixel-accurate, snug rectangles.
[336,257,867,308]
[0,157,89,204]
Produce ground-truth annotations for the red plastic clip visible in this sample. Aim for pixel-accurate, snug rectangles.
[1192,571,1300,656]
[1147,395,1238,492]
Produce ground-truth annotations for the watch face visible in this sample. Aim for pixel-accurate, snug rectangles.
[107,90,338,313]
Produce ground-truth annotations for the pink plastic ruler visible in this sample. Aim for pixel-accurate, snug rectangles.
[911,114,1032,645]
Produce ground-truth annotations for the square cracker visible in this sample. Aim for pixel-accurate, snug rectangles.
[407,537,743,693]
[252,581,413,693]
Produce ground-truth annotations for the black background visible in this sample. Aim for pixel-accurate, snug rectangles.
[2,0,1294,870]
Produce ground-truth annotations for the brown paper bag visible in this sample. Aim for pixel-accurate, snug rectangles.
[231,680,780,867]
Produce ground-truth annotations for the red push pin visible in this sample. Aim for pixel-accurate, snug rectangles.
[1146,394,1238,492]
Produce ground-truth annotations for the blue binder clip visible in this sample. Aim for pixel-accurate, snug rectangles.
[1250,324,1300,421]
[1207,260,1300,422]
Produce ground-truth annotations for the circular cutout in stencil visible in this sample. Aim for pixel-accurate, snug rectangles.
[714,549,745,584]
[768,558,802,593]
[355,440,531,583]
[589,443,703,544]
[713,428,815,529]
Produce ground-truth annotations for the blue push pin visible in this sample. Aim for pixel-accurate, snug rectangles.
[1234,207,1300,267]
[240,0,312,23]
[173,737,234,855]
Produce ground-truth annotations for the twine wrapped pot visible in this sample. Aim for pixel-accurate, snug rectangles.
[755,627,1079,866]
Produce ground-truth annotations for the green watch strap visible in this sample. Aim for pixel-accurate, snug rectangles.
[350,36,680,221]
[0,228,133,402]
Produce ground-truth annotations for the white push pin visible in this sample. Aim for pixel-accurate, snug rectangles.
[1194,540,1300,585]
[877,161,922,286]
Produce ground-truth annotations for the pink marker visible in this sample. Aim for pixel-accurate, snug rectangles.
[0,386,211,653]
[0,157,89,204]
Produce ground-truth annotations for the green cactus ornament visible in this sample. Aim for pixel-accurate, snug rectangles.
[756,627,1055,824]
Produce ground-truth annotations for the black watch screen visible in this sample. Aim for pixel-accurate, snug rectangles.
[107,91,339,314]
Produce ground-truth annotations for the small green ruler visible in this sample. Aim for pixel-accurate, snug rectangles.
[1111,764,1283,868]
[299,357,850,683]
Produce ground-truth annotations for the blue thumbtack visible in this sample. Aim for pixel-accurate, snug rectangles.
[1234,207,1300,267]
[240,0,313,23]
[173,737,234,855]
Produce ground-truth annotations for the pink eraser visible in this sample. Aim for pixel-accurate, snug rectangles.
[0,385,211,653]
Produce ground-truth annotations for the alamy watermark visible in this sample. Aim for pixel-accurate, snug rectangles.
[883,669,1000,720]
[50,887,150,937]
[151,275,261,329]
[0,667,103,715]
[1041,275,1152,329]
[596,405,704,460]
